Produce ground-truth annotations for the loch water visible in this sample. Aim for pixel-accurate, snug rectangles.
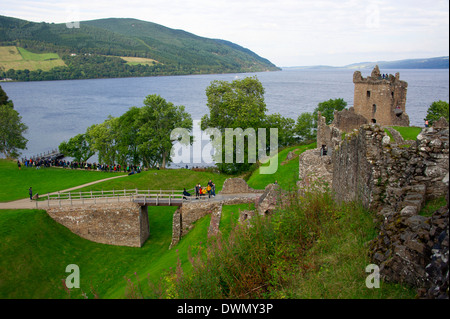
[1,68,448,160]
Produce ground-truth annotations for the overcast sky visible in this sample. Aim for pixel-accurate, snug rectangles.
[1,0,449,67]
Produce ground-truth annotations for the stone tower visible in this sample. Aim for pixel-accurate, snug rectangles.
[353,65,409,126]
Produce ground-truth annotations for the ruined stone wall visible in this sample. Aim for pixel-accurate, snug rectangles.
[330,121,449,297]
[219,177,264,194]
[331,124,376,207]
[170,195,258,248]
[316,112,342,152]
[331,123,449,212]
[47,202,149,247]
[353,66,409,126]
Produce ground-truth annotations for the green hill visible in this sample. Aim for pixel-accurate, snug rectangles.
[0,15,280,81]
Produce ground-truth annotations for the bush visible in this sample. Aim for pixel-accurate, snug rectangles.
[152,182,350,298]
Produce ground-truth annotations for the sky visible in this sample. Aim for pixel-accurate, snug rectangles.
[1,0,449,67]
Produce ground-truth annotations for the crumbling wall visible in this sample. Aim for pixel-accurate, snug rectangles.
[330,120,449,298]
[332,107,368,133]
[220,178,264,194]
[316,112,342,152]
[169,194,259,248]
[331,122,449,212]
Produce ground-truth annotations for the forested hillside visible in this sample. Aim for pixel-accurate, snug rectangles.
[0,15,279,81]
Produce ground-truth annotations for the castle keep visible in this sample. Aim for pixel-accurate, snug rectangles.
[353,65,409,126]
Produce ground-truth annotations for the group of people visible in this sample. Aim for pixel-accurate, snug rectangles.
[182,180,216,200]
[17,157,142,174]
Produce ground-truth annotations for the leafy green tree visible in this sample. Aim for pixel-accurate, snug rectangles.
[201,76,268,174]
[58,133,94,163]
[313,98,347,125]
[116,106,141,166]
[136,94,192,169]
[264,113,296,147]
[0,85,14,108]
[0,104,28,158]
[295,112,317,142]
[86,116,120,164]
[424,100,449,126]
[201,77,267,129]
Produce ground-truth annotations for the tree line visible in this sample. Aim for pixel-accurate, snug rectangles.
[57,77,347,174]
[59,94,193,169]
[1,54,249,82]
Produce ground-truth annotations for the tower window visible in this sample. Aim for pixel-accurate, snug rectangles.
[372,104,377,114]
[367,91,371,98]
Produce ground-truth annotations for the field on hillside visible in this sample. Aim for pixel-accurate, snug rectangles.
[121,56,159,65]
[0,46,66,72]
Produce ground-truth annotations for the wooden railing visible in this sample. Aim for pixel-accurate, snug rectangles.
[36,188,213,208]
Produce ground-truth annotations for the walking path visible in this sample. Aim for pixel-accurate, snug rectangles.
[0,174,128,210]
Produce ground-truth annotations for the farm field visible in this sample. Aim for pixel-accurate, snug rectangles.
[0,46,66,72]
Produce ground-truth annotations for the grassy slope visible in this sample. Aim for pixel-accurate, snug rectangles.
[0,206,211,299]
[73,168,230,194]
[247,143,316,190]
[0,159,126,202]
[0,46,66,71]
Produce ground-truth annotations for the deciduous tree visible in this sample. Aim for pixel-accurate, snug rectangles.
[424,100,449,126]
[0,104,28,158]
[137,94,192,169]
[201,76,268,174]
[58,133,94,163]
[313,98,347,125]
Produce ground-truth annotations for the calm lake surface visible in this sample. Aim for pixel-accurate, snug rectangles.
[2,68,449,160]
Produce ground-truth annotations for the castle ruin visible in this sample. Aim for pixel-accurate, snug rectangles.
[353,65,410,126]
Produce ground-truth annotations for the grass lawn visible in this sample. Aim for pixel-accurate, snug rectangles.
[73,168,231,194]
[0,159,126,202]
[247,143,316,190]
[391,126,423,141]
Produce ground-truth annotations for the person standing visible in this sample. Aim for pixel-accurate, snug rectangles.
[29,187,33,200]
[195,183,200,199]
[207,180,213,198]
[211,183,216,197]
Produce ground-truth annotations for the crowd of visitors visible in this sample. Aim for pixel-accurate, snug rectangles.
[18,157,142,173]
